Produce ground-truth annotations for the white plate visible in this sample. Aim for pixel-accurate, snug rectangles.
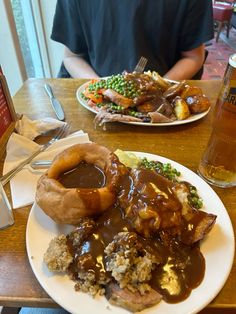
[26,152,234,314]
[76,83,210,126]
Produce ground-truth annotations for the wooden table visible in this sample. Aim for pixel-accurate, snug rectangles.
[0,78,235,310]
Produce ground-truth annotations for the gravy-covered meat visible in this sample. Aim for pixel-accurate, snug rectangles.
[118,168,216,244]
[105,232,160,292]
[173,182,216,244]
[124,72,162,93]
[119,168,183,237]
[43,149,217,312]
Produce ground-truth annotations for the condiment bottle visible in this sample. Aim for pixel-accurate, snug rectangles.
[198,53,236,187]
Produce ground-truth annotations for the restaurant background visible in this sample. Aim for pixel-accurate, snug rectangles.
[0,2,236,314]
[1,1,236,96]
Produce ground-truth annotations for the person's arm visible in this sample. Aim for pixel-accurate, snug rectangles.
[163,45,205,81]
[63,47,99,79]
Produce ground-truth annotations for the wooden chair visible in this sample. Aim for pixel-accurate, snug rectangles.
[213,1,235,42]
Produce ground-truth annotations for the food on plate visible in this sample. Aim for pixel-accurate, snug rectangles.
[145,70,171,90]
[43,235,72,272]
[41,145,217,312]
[80,71,211,126]
[163,80,186,99]
[106,281,162,313]
[186,94,212,114]
[173,97,190,120]
[36,143,126,224]
[114,149,141,169]
[180,85,203,99]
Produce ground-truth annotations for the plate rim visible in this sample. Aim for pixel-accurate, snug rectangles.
[26,152,235,314]
[76,82,211,127]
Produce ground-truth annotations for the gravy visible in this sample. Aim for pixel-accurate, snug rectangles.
[67,204,204,303]
[66,167,206,303]
[58,161,106,189]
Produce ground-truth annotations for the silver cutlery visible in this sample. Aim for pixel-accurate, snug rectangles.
[133,56,148,73]
[30,160,52,169]
[0,124,69,186]
[44,83,65,121]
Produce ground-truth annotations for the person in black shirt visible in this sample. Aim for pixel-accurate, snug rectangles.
[51,0,214,80]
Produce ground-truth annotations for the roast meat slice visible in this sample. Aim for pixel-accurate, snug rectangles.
[173,182,217,245]
[103,89,134,109]
[106,282,162,312]
[94,109,142,128]
[163,81,186,99]
[148,111,176,123]
[181,210,216,245]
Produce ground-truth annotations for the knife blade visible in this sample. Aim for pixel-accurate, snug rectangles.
[44,83,65,121]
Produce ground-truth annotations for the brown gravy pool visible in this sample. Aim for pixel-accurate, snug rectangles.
[60,162,205,303]
[67,205,205,303]
[58,161,106,189]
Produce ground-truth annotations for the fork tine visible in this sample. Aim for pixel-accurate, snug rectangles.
[47,124,70,147]
[134,56,148,73]
[134,58,142,72]
[139,57,145,65]
[54,124,69,140]
[139,57,147,70]
[134,59,141,72]
[53,124,69,141]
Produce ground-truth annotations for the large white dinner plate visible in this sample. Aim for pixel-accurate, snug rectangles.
[26,152,235,314]
[76,83,210,126]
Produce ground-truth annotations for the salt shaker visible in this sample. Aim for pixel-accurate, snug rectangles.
[0,181,14,229]
[198,53,236,187]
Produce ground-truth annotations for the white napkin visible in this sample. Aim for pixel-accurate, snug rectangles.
[15,115,67,140]
[3,131,90,209]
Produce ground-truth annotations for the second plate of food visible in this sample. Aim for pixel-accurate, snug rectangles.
[76,73,211,126]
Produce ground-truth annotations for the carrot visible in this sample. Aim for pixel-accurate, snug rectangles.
[83,83,105,103]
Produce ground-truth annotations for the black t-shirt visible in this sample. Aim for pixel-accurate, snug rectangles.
[51,0,214,78]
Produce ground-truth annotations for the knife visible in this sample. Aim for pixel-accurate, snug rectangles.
[44,83,65,121]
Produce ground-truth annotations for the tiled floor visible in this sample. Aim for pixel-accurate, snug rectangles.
[202,27,236,80]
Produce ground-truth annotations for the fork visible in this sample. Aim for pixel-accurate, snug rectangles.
[0,124,70,186]
[133,56,148,73]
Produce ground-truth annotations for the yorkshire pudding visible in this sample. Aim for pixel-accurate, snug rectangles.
[36,143,126,224]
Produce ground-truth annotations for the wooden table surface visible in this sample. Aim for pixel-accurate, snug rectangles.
[0,78,235,310]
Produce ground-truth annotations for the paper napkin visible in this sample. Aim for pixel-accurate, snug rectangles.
[3,130,90,209]
[15,115,67,140]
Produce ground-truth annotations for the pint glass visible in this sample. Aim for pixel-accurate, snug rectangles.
[198,53,236,188]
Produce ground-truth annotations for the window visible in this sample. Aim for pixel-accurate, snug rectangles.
[0,0,62,95]
[11,0,44,78]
